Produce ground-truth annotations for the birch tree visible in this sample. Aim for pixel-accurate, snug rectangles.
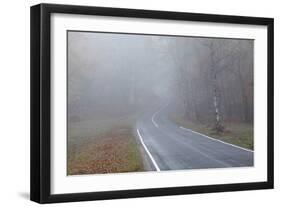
[200,39,239,132]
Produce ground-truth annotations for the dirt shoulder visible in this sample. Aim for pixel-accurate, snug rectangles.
[67,115,146,175]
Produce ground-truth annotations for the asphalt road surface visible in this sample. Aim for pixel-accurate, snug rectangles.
[136,104,254,171]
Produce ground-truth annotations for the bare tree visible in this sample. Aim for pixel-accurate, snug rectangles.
[200,39,239,132]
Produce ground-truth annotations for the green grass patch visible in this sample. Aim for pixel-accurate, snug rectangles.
[170,115,253,150]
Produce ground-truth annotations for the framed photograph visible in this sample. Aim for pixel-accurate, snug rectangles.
[30,3,274,203]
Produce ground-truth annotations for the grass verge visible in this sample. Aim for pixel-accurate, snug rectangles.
[170,115,253,150]
[67,118,144,175]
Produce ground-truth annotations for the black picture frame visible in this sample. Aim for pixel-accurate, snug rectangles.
[30,3,274,204]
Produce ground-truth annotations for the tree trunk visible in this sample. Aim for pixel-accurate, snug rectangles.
[212,73,224,133]
[237,66,250,122]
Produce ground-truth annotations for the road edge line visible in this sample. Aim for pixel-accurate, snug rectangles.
[137,129,161,171]
[151,103,170,128]
[152,113,159,128]
[179,126,253,153]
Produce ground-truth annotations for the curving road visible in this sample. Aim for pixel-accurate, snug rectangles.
[136,104,254,171]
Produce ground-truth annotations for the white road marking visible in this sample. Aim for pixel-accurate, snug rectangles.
[180,126,191,131]
[137,129,161,171]
[152,113,159,128]
[151,103,170,128]
[179,126,253,153]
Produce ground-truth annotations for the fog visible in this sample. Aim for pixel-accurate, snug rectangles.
[68,31,253,131]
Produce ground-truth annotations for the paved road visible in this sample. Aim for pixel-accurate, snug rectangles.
[136,104,254,171]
